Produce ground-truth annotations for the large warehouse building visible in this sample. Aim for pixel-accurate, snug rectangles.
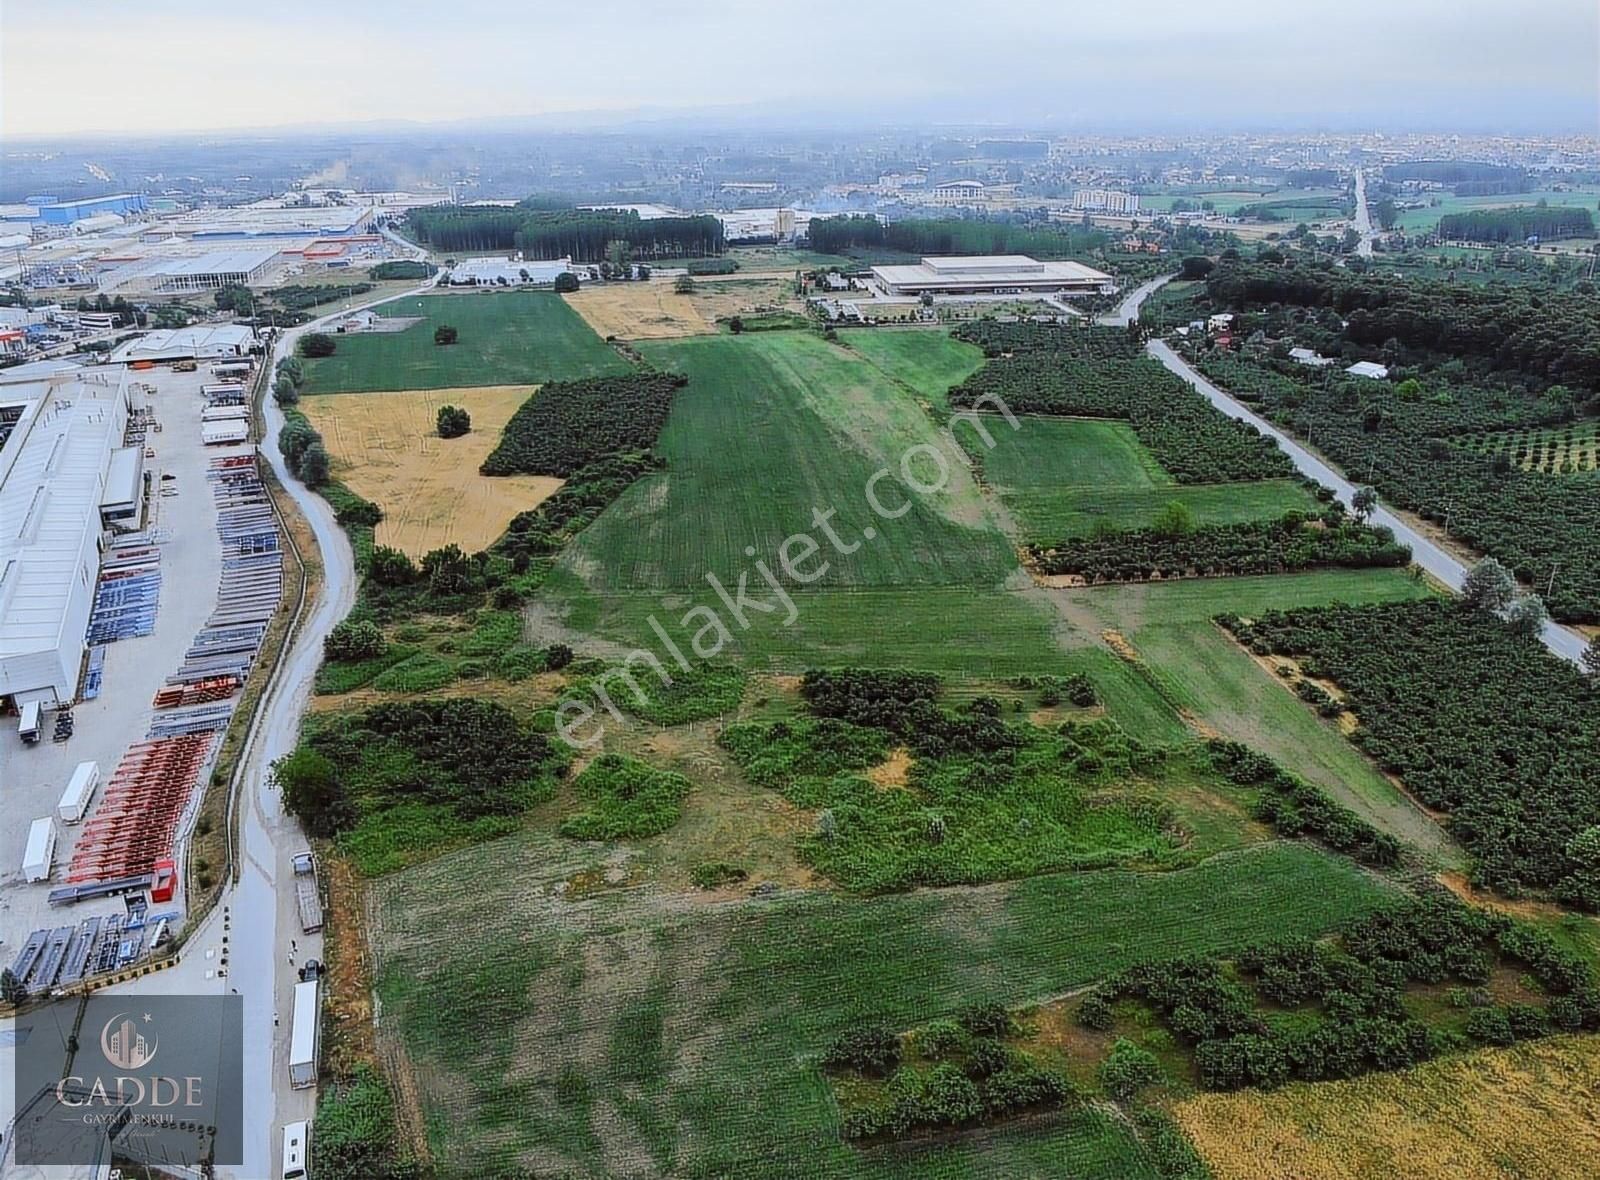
[0,369,135,708]
[871,254,1113,297]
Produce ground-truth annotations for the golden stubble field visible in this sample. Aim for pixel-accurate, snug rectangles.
[1173,1034,1600,1180]
[301,386,562,557]
[564,277,800,339]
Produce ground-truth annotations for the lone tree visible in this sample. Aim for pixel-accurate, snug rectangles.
[673,275,696,295]
[273,374,299,406]
[728,315,745,334]
[553,271,579,293]
[1351,485,1378,522]
[1461,557,1516,613]
[436,404,471,438]
[299,332,336,358]
[433,324,459,346]
[1506,594,1549,638]
[324,619,386,662]
[299,442,331,488]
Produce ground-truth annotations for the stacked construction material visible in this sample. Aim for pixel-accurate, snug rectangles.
[151,676,240,708]
[85,533,163,645]
[7,915,153,993]
[164,455,283,690]
[81,645,108,700]
[64,733,215,885]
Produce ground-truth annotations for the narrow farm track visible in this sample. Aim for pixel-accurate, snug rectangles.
[1145,339,1591,667]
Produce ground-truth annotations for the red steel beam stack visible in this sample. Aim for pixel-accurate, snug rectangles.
[65,734,215,884]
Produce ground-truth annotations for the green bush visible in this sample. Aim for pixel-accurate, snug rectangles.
[1099,1038,1165,1101]
[559,754,691,840]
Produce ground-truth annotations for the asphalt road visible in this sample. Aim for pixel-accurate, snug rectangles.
[1146,338,1590,666]
[1353,168,1376,257]
[1096,272,1173,327]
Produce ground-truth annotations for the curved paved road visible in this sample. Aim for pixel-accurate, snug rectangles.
[1147,339,1589,666]
[1097,273,1173,327]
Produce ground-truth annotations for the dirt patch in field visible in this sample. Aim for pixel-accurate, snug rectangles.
[301,386,562,557]
[1173,1034,1600,1180]
[1435,872,1570,921]
[867,747,914,789]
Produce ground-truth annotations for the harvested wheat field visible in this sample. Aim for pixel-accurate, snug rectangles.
[301,386,562,557]
[1174,1034,1600,1180]
[565,277,801,339]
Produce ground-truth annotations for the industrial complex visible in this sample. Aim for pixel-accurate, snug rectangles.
[870,254,1114,297]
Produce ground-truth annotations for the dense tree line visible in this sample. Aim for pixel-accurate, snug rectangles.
[1383,162,1527,187]
[492,452,661,564]
[1222,600,1600,898]
[799,668,1019,758]
[479,372,685,477]
[948,325,1295,484]
[807,215,1109,259]
[1439,206,1595,243]
[1203,260,1600,390]
[1028,513,1410,581]
[406,204,725,261]
[1195,352,1600,621]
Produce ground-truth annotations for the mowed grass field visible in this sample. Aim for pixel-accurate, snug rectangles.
[301,386,562,557]
[1175,1034,1600,1180]
[953,415,1317,543]
[1391,187,1600,234]
[562,330,1014,590]
[1052,571,1458,863]
[369,834,1393,1179]
[301,290,629,393]
[841,328,986,408]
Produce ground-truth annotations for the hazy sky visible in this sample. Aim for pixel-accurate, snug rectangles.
[3,0,1596,137]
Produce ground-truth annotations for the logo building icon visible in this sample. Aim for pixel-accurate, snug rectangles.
[100,1012,159,1071]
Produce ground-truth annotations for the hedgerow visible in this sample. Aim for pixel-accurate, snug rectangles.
[480,372,686,476]
[1027,513,1410,580]
[1222,599,1600,897]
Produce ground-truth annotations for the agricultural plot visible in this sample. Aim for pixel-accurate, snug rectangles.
[1047,571,1455,862]
[1456,421,1599,473]
[841,328,987,408]
[561,331,1015,589]
[1390,187,1600,234]
[952,415,1317,543]
[300,386,563,556]
[564,277,800,339]
[367,835,1392,1179]
[300,291,629,393]
[1175,1034,1600,1180]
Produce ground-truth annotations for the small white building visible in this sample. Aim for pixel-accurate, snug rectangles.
[1346,361,1390,380]
[1289,347,1334,367]
[446,256,573,286]
[929,180,989,208]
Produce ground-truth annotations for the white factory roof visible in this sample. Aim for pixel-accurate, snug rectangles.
[147,247,279,277]
[110,324,255,364]
[873,254,1111,289]
[0,371,128,660]
[1345,361,1390,379]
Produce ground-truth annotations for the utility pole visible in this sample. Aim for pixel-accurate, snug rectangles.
[1547,562,1559,598]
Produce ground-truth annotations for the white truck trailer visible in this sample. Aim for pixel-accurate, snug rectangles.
[288,978,320,1089]
[23,817,57,882]
[57,760,101,823]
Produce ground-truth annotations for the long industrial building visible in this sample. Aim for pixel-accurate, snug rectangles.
[0,369,137,708]
[871,254,1113,297]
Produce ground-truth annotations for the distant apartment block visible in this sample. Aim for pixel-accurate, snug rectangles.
[1072,189,1141,215]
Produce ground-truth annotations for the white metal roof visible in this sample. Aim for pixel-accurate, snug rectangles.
[873,255,1110,289]
[109,324,255,363]
[0,371,128,660]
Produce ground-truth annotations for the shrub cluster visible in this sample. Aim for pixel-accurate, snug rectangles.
[558,753,691,841]
[1206,739,1401,866]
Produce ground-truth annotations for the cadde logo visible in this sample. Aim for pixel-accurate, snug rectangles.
[99,1012,159,1071]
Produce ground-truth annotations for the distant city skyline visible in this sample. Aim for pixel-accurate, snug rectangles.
[2,0,1596,139]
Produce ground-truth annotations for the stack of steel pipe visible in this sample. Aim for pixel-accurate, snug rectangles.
[66,733,214,884]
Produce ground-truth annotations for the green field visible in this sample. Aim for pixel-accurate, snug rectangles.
[954,415,1318,543]
[301,290,630,393]
[841,328,987,408]
[562,331,1015,589]
[370,835,1394,1178]
[1050,571,1456,863]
